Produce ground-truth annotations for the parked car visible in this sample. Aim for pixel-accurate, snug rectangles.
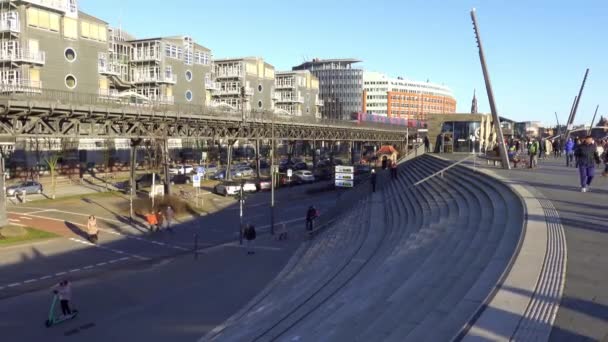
[293,162,308,171]
[235,166,254,177]
[214,181,256,196]
[6,181,43,196]
[135,173,162,190]
[355,164,372,175]
[213,169,238,180]
[242,180,258,193]
[254,178,272,191]
[313,168,333,180]
[170,174,191,185]
[293,170,315,184]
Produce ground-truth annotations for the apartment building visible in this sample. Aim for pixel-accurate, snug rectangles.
[211,57,275,112]
[274,70,322,118]
[363,71,456,121]
[0,0,107,94]
[292,58,363,121]
[128,35,213,106]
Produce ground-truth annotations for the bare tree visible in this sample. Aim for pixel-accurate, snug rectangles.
[44,153,60,200]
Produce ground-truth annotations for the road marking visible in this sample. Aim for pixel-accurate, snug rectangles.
[18,216,33,220]
[9,211,187,253]
[39,275,52,280]
[96,262,107,266]
[9,218,20,222]
[7,282,21,288]
[23,279,37,284]
[55,272,66,276]
[25,209,56,215]
[83,265,94,270]
[68,237,148,261]
[8,222,26,227]
[69,268,81,273]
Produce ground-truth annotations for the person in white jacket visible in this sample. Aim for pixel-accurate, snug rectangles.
[53,280,73,316]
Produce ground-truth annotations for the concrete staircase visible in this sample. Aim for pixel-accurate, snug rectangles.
[201,154,523,342]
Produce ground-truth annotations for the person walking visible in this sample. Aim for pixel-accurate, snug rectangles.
[243,223,256,255]
[146,210,158,232]
[165,205,175,232]
[86,215,99,243]
[305,205,318,231]
[370,169,377,192]
[529,139,539,169]
[602,146,608,177]
[565,138,575,167]
[423,136,430,153]
[575,136,601,192]
[53,280,73,316]
[156,209,164,231]
[277,223,288,241]
[390,161,398,179]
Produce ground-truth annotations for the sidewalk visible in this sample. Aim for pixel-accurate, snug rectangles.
[441,154,608,341]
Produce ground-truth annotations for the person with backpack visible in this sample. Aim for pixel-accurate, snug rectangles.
[243,223,256,255]
[564,138,575,167]
[306,206,319,231]
[529,139,539,169]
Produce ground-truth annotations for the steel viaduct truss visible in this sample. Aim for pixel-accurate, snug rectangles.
[0,98,408,143]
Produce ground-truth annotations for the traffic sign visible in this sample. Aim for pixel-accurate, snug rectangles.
[335,166,354,173]
[335,173,354,180]
[287,169,293,178]
[192,175,201,188]
[335,180,354,188]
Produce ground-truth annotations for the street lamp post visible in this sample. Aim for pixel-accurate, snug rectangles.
[270,113,275,235]
[239,179,244,245]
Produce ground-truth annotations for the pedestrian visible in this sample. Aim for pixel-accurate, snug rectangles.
[86,215,99,243]
[602,145,608,177]
[243,223,256,255]
[146,210,158,232]
[165,205,174,232]
[545,139,553,159]
[370,169,377,192]
[53,280,73,316]
[423,136,430,153]
[529,139,539,169]
[156,209,164,231]
[390,161,398,179]
[565,138,575,167]
[306,205,318,231]
[574,136,601,192]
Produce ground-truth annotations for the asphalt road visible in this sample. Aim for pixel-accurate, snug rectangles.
[0,183,341,341]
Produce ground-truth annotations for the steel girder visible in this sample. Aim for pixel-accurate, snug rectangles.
[0,101,407,142]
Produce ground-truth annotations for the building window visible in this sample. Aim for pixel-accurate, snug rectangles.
[258,84,263,92]
[258,100,263,108]
[185,90,193,102]
[65,75,77,89]
[64,48,76,62]
[185,70,192,82]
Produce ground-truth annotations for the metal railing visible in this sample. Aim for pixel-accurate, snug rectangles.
[4,0,68,13]
[215,70,242,78]
[275,83,296,89]
[98,60,122,76]
[0,79,42,93]
[0,86,407,132]
[131,73,177,84]
[316,99,324,106]
[0,16,20,34]
[0,48,45,64]
[275,95,304,103]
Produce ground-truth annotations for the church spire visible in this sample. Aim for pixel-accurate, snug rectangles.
[471,89,478,114]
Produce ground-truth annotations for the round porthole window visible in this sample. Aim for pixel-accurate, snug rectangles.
[64,48,77,62]
[185,70,193,82]
[65,75,77,89]
[185,90,193,102]
[258,84,263,92]
[258,100,263,108]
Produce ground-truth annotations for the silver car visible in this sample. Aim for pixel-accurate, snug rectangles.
[7,181,43,196]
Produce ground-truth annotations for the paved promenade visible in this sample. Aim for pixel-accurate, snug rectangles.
[442,154,608,341]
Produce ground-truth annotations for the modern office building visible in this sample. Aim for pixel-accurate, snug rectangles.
[274,70,322,118]
[292,58,363,121]
[211,57,275,112]
[362,71,456,121]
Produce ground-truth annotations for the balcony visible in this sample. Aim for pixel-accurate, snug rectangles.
[0,14,20,34]
[7,0,69,13]
[0,79,42,94]
[148,94,174,105]
[130,53,161,63]
[214,70,242,79]
[98,60,122,76]
[275,82,295,90]
[316,99,324,106]
[0,48,45,65]
[212,86,253,97]
[204,81,219,91]
[131,73,177,84]
[98,88,119,100]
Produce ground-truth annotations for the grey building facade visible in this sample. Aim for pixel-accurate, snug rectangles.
[292,58,363,121]
[274,70,322,118]
[212,57,275,113]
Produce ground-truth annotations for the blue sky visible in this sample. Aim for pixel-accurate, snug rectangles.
[80,0,607,126]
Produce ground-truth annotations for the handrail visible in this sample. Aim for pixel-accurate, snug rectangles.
[413,154,475,187]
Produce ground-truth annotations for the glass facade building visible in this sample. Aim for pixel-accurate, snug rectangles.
[293,59,363,121]
[439,121,481,153]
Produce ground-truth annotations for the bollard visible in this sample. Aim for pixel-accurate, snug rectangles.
[194,233,199,259]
